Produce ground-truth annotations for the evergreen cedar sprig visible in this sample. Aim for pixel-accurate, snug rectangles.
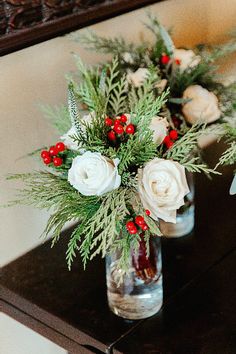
[7,57,223,273]
[215,123,236,170]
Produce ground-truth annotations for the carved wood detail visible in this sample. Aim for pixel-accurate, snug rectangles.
[0,0,162,55]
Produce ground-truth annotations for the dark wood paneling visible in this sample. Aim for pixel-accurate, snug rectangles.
[0,0,163,56]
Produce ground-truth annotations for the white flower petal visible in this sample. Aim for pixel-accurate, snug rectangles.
[138,158,189,223]
[68,151,121,196]
[182,85,221,125]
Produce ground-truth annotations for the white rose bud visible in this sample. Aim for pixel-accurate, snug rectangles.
[122,52,135,64]
[182,85,221,124]
[138,158,189,223]
[60,112,95,150]
[149,116,169,145]
[174,49,201,72]
[126,68,150,87]
[68,151,121,196]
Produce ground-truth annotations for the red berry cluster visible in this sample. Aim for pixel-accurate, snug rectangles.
[41,142,66,167]
[163,130,178,149]
[126,210,150,235]
[161,54,181,67]
[105,114,135,141]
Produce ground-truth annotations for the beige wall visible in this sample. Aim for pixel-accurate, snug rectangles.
[0,0,236,353]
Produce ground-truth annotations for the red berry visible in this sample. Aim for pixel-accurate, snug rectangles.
[114,124,124,135]
[107,130,116,141]
[41,150,50,159]
[55,142,66,152]
[43,156,52,165]
[53,157,63,167]
[105,117,113,126]
[126,221,135,230]
[169,130,178,140]
[172,116,182,129]
[129,227,138,235]
[166,140,174,149]
[163,135,171,145]
[175,58,181,65]
[125,124,135,135]
[161,54,170,65]
[114,119,121,126]
[120,114,127,123]
[49,146,58,156]
[145,209,151,216]
[135,215,145,226]
[141,223,149,231]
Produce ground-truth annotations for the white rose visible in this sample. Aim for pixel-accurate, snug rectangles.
[138,158,189,223]
[60,112,95,150]
[174,49,201,72]
[126,68,150,87]
[122,52,134,64]
[68,151,121,196]
[182,85,221,124]
[149,116,169,145]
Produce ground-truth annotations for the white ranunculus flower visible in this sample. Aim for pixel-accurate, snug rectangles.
[149,116,169,145]
[182,85,221,124]
[68,151,121,196]
[60,112,95,150]
[126,68,150,87]
[138,158,189,223]
[174,49,201,72]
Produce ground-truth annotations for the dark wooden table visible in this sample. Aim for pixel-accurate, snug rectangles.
[1,142,236,354]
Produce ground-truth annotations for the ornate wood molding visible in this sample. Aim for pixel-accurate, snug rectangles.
[0,0,163,56]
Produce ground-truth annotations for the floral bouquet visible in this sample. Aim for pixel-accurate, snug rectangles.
[78,14,236,130]
[8,57,221,319]
[75,14,236,236]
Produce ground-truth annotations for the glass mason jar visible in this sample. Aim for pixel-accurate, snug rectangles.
[160,172,194,238]
[106,236,162,320]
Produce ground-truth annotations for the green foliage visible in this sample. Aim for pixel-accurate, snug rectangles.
[39,103,71,134]
[72,30,133,55]
[165,124,223,175]
[145,12,175,56]
[216,123,236,169]
[217,141,236,168]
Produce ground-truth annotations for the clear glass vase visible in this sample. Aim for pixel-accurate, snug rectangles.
[106,236,162,320]
[160,172,195,238]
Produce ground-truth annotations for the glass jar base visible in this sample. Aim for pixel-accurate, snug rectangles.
[160,207,194,238]
[107,277,163,320]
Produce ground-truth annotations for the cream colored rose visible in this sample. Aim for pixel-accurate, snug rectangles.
[174,49,201,72]
[68,151,121,196]
[60,112,94,150]
[138,158,189,223]
[126,68,150,87]
[149,116,169,145]
[182,85,221,124]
